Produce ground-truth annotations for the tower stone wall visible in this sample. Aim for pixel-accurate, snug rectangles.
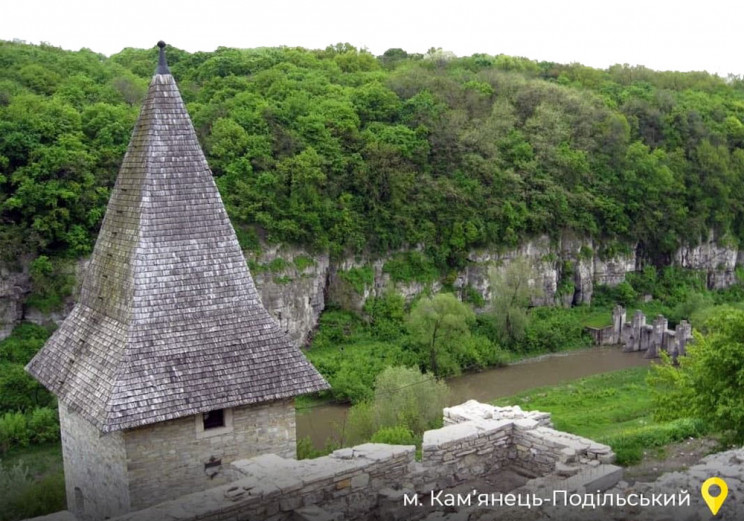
[60,407,131,521]
[124,399,296,510]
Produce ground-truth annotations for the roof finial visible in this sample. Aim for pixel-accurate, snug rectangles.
[156,41,171,75]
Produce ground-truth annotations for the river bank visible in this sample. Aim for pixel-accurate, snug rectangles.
[296,346,651,449]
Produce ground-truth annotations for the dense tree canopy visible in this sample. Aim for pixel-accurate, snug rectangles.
[3,40,744,270]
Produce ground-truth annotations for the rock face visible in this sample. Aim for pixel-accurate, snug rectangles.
[248,245,330,347]
[2,235,742,344]
[0,259,31,339]
[674,236,739,289]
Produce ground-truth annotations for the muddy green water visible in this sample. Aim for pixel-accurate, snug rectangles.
[296,346,650,448]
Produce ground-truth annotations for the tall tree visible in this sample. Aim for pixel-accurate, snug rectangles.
[406,293,474,376]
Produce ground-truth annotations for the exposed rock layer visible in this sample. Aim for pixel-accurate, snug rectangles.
[5,235,742,345]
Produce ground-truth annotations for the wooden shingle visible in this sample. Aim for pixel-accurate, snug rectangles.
[26,45,329,433]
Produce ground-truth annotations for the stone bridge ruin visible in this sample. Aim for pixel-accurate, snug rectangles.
[586,305,693,359]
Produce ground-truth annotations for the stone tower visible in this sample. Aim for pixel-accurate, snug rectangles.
[26,42,329,521]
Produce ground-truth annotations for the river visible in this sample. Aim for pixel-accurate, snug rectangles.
[296,346,650,448]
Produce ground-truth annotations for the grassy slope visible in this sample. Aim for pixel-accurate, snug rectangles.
[493,367,706,465]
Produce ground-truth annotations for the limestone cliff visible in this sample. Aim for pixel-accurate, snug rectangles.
[2,237,742,345]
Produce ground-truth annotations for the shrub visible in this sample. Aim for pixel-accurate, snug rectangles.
[382,251,439,284]
[26,256,75,313]
[0,465,65,521]
[0,323,50,365]
[649,308,744,444]
[0,412,30,453]
[0,364,54,413]
[364,291,406,341]
[523,308,591,353]
[296,436,339,460]
[338,266,374,294]
[370,425,416,445]
[28,407,59,445]
[457,334,509,368]
[372,366,449,435]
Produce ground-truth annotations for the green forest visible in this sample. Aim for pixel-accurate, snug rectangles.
[3,41,744,272]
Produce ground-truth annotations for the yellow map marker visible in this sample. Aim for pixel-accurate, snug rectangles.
[701,477,728,516]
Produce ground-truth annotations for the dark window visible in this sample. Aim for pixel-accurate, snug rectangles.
[203,409,225,430]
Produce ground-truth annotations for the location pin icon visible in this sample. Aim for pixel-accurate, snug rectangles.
[701,477,728,516]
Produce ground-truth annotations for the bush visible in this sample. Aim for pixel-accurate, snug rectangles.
[28,407,59,445]
[0,364,54,413]
[372,366,449,435]
[649,308,744,444]
[364,292,406,341]
[26,256,75,313]
[338,266,374,294]
[370,425,416,445]
[382,251,439,284]
[307,339,418,403]
[0,323,50,365]
[457,334,509,368]
[0,412,30,453]
[592,281,637,307]
[523,308,591,353]
[0,464,65,521]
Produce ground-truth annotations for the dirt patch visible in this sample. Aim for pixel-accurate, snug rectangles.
[622,436,720,483]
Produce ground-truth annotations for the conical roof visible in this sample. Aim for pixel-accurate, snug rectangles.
[26,43,329,433]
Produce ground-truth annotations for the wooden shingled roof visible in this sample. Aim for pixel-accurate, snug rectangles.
[26,43,329,433]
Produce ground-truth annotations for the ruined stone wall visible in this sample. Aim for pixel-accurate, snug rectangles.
[421,419,513,481]
[59,406,131,521]
[37,402,620,521]
[124,399,295,511]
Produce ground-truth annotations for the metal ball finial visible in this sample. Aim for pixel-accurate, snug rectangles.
[156,41,170,75]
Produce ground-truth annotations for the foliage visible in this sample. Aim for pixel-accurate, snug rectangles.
[27,408,59,445]
[293,255,316,271]
[306,311,419,402]
[371,366,449,435]
[4,41,744,274]
[0,412,29,453]
[363,292,406,341]
[489,259,541,347]
[604,418,707,465]
[406,293,475,376]
[523,307,592,353]
[296,436,339,460]
[0,324,54,414]
[26,256,75,313]
[592,281,637,308]
[0,460,65,521]
[338,265,374,294]
[370,425,417,446]
[382,252,439,284]
[648,308,744,444]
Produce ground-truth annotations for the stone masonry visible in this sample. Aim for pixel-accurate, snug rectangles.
[32,401,621,521]
[59,399,295,520]
[586,306,693,359]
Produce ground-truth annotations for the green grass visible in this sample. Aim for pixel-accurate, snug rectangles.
[1,442,65,521]
[493,367,707,465]
[2,442,63,476]
[580,310,612,328]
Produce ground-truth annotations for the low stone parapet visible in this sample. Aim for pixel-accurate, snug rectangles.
[26,402,620,521]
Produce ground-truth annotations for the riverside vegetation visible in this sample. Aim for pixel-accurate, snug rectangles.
[4,40,744,519]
